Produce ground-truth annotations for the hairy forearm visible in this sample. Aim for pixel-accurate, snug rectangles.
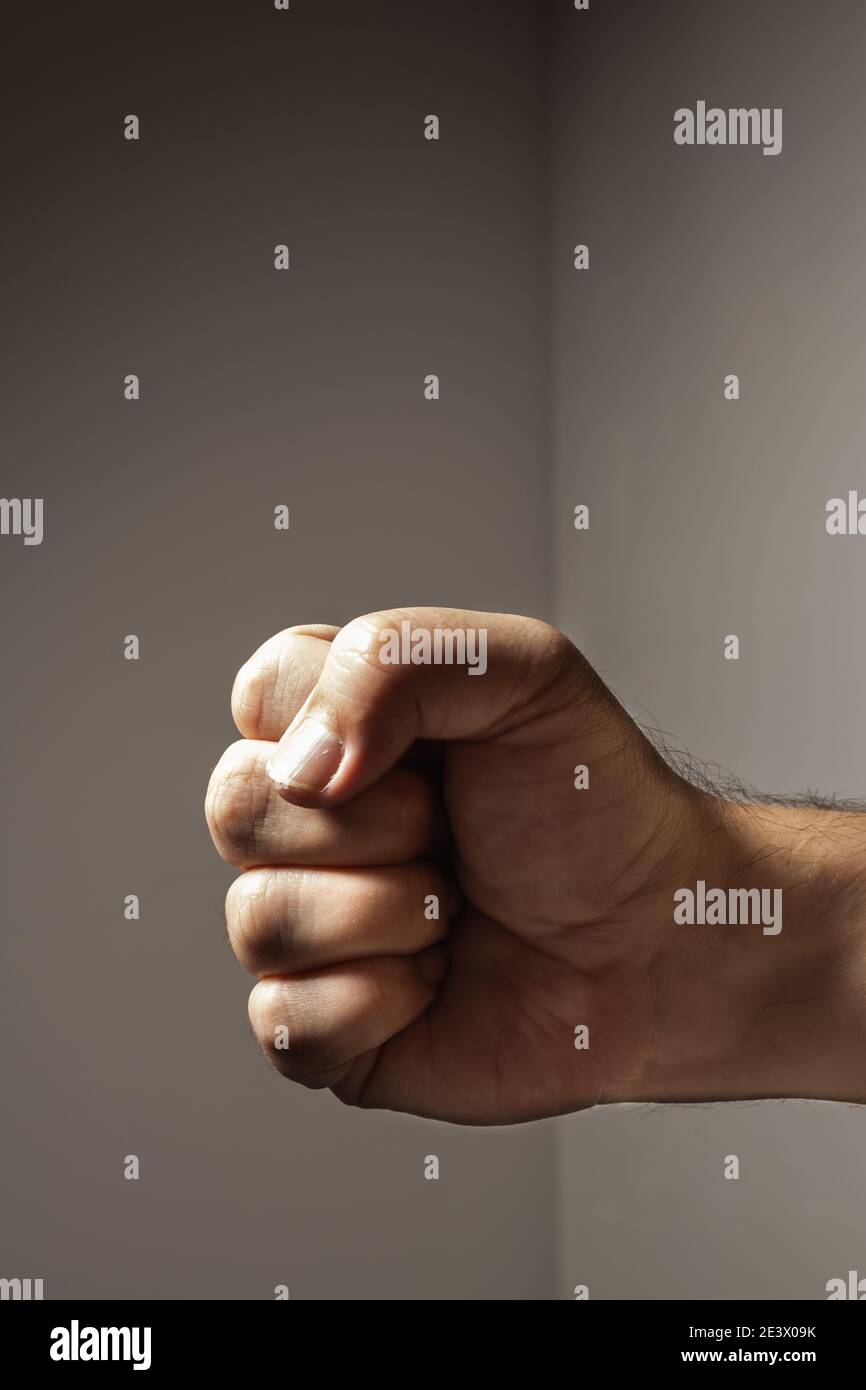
[619,793,866,1105]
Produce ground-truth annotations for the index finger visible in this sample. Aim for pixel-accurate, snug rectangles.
[231,625,340,742]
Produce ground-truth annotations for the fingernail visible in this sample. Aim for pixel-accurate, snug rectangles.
[267,717,344,793]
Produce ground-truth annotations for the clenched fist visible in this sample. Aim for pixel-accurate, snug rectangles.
[205,607,866,1123]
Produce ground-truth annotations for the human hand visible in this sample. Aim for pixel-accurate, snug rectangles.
[205,607,866,1122]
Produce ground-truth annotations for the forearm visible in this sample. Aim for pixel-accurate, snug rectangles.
[620,794,866,1105]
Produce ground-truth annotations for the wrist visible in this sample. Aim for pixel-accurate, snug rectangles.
[624,792,866,1104]
[726,798,866,1102]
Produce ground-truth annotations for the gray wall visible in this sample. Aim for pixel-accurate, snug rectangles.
[3,0,865,1302]
[1,0,554,1300]
[552,0,866,1298]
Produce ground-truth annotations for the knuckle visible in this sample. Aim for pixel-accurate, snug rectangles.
[230,629,295,735]
[205,741,262,866]
[248,980,291,1057]
[329,611,410,689]
[230,657,269,736]
[232,627,320,737]
[248,980,332,1076]
[523,619,604,713]
[225,870,273,973]
[530,618,579,672]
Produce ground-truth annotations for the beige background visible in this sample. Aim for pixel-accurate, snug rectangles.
[1,0,554,1300]
[2,0,865,1300]
[552,0,866,1298]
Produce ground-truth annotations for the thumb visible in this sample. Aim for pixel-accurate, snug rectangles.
[266,606,616,806]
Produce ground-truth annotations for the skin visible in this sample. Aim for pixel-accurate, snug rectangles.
[205,606,866,1124]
